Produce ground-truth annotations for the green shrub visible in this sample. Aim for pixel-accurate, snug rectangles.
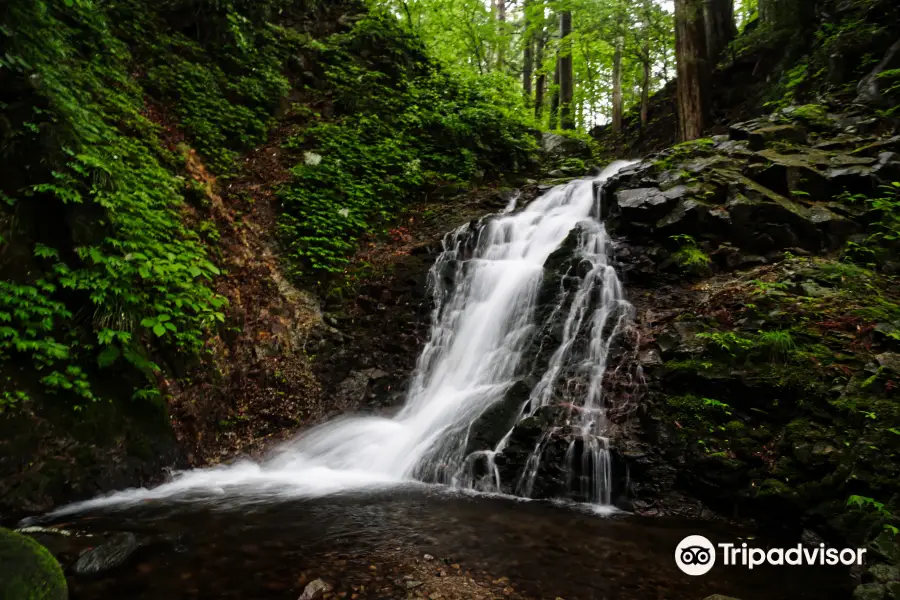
[277,13,536,275]
[670,234,711,274]
[0,0,228,406]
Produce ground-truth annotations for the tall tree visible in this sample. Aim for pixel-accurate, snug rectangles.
[559,10,575,130]
[611,34,624,132]
[523,0,534,105]
[638,12,652,129]
[674,0,711,140]
[549,54,560,129]
[534,29,547,120]
[495,0,507,70]
[704,0,736,63]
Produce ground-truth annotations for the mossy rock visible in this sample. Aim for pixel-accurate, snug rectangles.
[0,528,67,600]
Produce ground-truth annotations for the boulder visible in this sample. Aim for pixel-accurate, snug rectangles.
[728,118,771,141]
[748,124,808,151]
[612,187,686,223]
[750,149,831,198]
[854,583,887,600]
[868,563,900,584]
[464,380,531,454]
[725,176,858,252]
[539,133,592,163]
[0,528,67,600]
[656,198,731,236]
[73,531,138,575]
[857,38,900,105]
[825,164,876,195]
[872,152,900,184]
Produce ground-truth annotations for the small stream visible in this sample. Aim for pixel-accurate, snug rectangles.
[33,486,850,600]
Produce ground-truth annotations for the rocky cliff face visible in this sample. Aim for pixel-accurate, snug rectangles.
[597,105,900,586]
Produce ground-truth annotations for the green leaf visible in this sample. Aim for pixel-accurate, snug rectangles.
[97,344,121,368]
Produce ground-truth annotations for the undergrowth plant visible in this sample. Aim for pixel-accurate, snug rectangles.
[277,13,536,275]
[0,0,229,408]
[670,234,711,274]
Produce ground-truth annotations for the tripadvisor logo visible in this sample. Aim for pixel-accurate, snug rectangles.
[674,535,867,576]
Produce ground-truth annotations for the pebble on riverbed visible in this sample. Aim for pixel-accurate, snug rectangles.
[298,578,332,600]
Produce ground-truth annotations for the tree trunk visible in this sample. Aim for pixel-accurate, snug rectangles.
[496,0,507,71]
[549,55,560,130]
[523,0,534,105]
[559,11,575,130]
[758,0,776,27]
[675,0,710,141]
[759,0,814,31]
[612,34,624,133]
[534,31,546,120]
[703,0,736,63]
[640,52,651,129]
[639,0,652,129]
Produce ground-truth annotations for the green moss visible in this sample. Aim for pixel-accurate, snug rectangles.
[725,419,746,432]
[756,478,797,499]
[0,528,67,600]
[790,104,831,128]
[666,394,734,430]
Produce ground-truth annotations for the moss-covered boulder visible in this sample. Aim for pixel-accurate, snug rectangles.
[0,528,67,600]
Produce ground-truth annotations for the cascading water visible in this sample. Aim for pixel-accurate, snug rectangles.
[49,160,638,516]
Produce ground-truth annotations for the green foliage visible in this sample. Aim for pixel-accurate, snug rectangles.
[776,104,832,129]
[278,13,536,274]
[0,0,228,406]
[666,394,733,431]
[373,0,675,132]
[847,495,898,535]
[750,279,789,295]
[757,330,797,362]
[670,234,711,274]
[132,6,294,173]
[696,331,755,357]
[844,182,900,268]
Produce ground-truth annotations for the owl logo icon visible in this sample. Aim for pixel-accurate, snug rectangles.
[675,535,716,576]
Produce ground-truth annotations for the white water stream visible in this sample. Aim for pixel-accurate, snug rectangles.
[49,161,637,516]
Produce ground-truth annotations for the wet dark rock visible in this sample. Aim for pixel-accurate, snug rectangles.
[875,353,900,373]
[800,529,827,548]
[873,152,900,184]
[464,381,530,454]
[853,583,887,600]
[728,118,771,141]
[748,124,808,151]
[825,164,876,194]
[870,531,900,564]
[857,38,900,105]
[750,149,831,198]
[73,532,138,575]
[612,187,686,223]
[657,198,731,235]
[494,406,570,498]
[867,564,900,584]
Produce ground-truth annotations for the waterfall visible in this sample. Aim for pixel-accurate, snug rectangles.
[48,161,637,515]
